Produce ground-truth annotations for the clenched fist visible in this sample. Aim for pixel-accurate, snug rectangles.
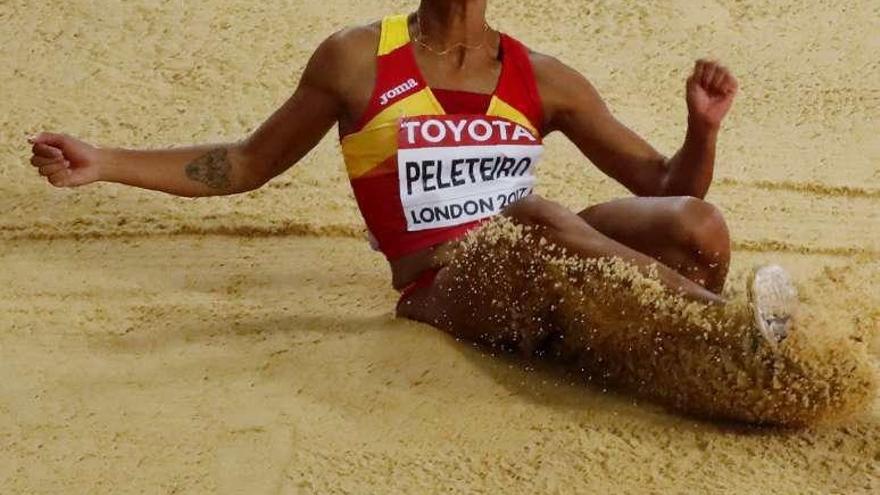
[686,59,738,131]
[27,133,102,188]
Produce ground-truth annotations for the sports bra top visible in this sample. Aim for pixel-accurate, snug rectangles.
[340,14,545,260]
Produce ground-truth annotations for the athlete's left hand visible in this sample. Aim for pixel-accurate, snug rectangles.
[686,59,738,131]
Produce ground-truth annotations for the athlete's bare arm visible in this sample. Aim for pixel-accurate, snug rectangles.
[534,55,737,199]
[26,26,378,196]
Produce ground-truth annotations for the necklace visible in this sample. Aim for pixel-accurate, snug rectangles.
[413,11,493,56]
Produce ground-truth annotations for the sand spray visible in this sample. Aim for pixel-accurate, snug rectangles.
[436,217,877,426]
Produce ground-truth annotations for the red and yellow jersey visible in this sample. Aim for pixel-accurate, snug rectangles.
[341,14,545,260]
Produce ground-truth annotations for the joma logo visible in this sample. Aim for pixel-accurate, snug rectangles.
[379,78,419,106]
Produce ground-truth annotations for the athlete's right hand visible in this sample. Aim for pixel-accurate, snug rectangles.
[27,132,103,187]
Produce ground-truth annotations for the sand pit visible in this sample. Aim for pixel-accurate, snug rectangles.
[2,0,879,493]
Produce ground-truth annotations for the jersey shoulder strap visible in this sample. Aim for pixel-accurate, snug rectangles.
[491,34,544,134]
[378,14,410,55]
[352,15,442,132]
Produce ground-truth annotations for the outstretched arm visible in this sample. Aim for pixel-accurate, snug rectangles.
[536,56,738,198]
[27,33,349,197]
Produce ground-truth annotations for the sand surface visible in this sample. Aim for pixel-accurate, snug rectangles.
[1,0,878,493]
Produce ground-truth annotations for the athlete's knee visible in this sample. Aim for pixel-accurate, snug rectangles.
[667,197,730,262]
[505,194,579,232]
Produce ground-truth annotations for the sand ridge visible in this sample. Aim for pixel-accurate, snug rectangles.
[2,0,879,493]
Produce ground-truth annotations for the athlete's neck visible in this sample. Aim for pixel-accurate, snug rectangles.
[416,0,489,48]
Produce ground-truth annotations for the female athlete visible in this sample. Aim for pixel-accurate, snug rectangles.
[29,1,817,423]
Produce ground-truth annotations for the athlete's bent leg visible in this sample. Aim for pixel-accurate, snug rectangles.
[502,195,724,303]
[399,194,724,347]
[397,195,865,425]
[578,196,731,293]
[398,208,864,425]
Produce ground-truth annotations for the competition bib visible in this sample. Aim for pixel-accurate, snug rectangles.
[397,115,544,232]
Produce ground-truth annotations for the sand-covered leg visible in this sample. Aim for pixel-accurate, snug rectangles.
[555,254,874,425]
[442,217,876,426]
[411,219,563,358]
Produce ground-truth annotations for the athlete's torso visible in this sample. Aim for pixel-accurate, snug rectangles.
[338,14,546,288]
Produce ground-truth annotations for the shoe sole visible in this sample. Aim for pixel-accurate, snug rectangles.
[747,264,798,347]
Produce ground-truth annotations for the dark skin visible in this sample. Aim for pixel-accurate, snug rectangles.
[27,0,739,315]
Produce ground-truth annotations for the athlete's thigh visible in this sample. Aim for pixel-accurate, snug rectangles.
[576,196,711,262]
[397,270,524,349]
[398,226,554,351]
[423,195,674,335]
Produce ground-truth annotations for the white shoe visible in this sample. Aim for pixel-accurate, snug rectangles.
[747,264,798,347]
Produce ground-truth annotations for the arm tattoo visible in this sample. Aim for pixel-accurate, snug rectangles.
[185,148,231,190]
